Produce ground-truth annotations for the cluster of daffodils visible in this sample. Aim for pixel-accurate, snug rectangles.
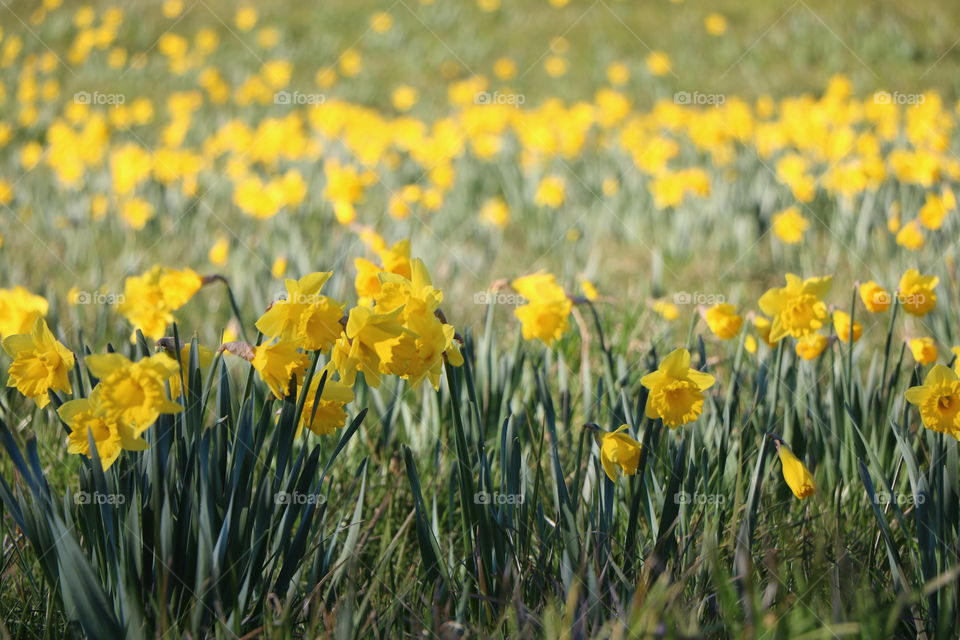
[1,243,462,469]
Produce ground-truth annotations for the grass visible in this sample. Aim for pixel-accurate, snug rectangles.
[2,0,960,637]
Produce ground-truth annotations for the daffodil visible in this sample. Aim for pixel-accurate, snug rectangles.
[332,306,406,388]
[909,337,938,365]
[859,281,891,313]
[598,425,642,482]
[898,269,937,316]
[85,353,182,433]
[772,437,816,499]
[771,206,809,244]
[904,365,960,438]
[832,310,862,343]
[256,272,345,352]
[758,274,832,341]
[0,286,48,338]
[3,316,74,407]
[511,272,572,346]
[60,390,148,470]
[640,348,715,428]
[704,303,743,339]
[249,340,310,399]
[297,365,354,436]
[795,333,829,360]
[117,266,203,340]
[372,259,463,389]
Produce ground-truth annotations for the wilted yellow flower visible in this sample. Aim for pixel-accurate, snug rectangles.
[772,437,815,499]
[599,425,642,482]
[85,353,182,432]
[910,337,938,365]
[640,348,715,428]
[771,206,809,244]
[758,274,832,341]
[832,310,862,343]
[512,273,572,346]
[795,333,829,360]
[3,317,74,407]
[898,269,938,316]
[0,286,49,338]
[859,281,891,313]
[704,303,743,339]
[534,175,566,208]
[61,390,148,470]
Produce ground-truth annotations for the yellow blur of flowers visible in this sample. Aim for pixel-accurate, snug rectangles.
[898,269,937,316]
[118,266,204,340]
[0,286,49,338]
[511,272,572,347]
[704,303,742,340]
[909,337,938,365]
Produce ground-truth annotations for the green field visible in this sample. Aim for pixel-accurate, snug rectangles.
[2,1,960,638]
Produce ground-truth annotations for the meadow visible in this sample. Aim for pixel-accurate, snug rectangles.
[2,0,960,637]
